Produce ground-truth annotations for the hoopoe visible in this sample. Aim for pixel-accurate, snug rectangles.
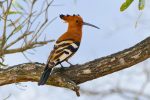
[38,14,99,85]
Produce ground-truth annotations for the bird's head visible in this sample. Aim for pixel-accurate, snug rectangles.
[60,14,99,29]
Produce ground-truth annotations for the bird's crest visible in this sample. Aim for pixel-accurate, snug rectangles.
[60,14,83,26]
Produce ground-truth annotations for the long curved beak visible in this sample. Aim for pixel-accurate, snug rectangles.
[83,22,100,29]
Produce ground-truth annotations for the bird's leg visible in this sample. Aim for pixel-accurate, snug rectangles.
[60,63,64,68]
[60,63,67,70]
[59,63,65,70]
[66,60,74,67]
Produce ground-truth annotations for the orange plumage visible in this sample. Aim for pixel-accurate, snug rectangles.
[57,15,83,42]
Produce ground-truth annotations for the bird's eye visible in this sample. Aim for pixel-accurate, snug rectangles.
[76,20,79,23]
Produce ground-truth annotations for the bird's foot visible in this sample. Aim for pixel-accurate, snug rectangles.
[66,60,75,67]
[60,63,67,70]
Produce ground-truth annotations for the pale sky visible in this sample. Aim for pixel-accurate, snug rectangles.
[1,0,150,100]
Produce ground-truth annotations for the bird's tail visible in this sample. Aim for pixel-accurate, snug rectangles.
[38,64,52,85]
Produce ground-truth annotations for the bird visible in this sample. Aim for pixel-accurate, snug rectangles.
[38,14,99,85]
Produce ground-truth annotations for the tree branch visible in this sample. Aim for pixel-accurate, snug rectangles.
[2,40,54,55]
[0,0,56,59]
[0,36,150,96]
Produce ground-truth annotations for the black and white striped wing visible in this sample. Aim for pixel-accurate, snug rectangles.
[47,40,80,67]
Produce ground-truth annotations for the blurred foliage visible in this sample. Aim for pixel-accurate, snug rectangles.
[139,0,145,10]
[120,0,134,11]
[7,11,22,15]
[120,0,145,11]
[0,0,55,67]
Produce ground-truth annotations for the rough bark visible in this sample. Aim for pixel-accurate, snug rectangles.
[0,36,150,96]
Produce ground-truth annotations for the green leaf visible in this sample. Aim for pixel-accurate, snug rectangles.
[13,25,22,33]
[120,0,134,12]
[139,0,145,10]
[8,16,22,27]
[7,11,22,15]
